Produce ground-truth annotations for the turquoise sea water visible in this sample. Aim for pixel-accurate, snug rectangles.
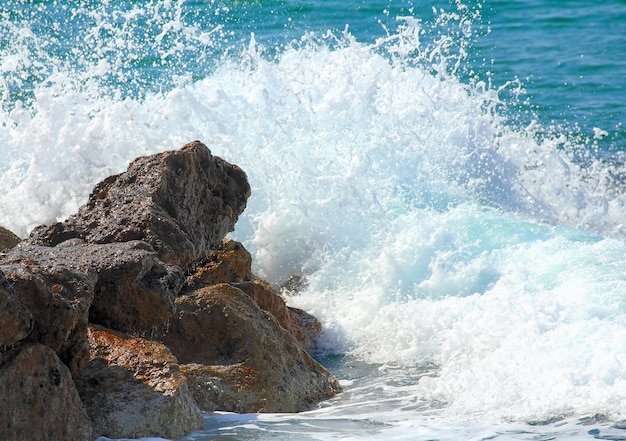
[2,1,626,440]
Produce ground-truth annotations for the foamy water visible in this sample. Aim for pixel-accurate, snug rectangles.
[3,2,626,440]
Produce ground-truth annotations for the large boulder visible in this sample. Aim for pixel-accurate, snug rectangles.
[75,326,203,440]
[0,247,95,376]
[0,343,93,441]
[52,239,184,333]
[28,141,251,269]
[0,141,339,441]
[0,239,184,373]
[159,284,340,413]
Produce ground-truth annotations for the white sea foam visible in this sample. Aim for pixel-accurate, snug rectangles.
[3,3,626,434]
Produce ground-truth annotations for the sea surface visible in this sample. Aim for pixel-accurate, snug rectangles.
[2,1,626,440]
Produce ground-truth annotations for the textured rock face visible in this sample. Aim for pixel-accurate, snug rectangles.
[186,238,253,288]
[28,141,251,269]
[233,280,320,352]
[0,248,95,376]
[0,343,93,441]
[80,240,184,333]
[75,326,203,440]
[0,271,32,347]
[160,284,340,413]
[52,239,184,333]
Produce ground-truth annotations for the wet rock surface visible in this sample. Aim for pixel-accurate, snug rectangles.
[0,247,95,376]
[0,271,32,348]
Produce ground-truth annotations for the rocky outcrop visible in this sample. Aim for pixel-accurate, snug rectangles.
[28,140,251,269]
[0,343,93,441]
[75,326,203,440]
[160,283,340,413]
[0,141,339,441]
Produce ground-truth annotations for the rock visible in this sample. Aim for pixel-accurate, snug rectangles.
[186,238,253,289]
[185,240,319,352]
[53,239,184,333]
[0,141,338,441]
[233,280,320,352]
[28,141,251,269]
[159,284,341,413]
[2,240,183,337]
[0,247,95,376]
[180,363,266,412]
[0,270,32,347]
[75,326,203,440]
[0,226,20,251]
[289,307,323,348]
[0,343,93,441]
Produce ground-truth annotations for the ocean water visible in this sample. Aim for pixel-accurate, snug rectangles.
[2,1,626,440]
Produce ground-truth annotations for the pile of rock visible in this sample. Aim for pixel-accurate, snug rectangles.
[0,141,340,441]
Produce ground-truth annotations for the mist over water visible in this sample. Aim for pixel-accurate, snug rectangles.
[3,1,626,438]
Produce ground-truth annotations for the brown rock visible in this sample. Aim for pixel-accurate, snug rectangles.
[27,141,251,269]
[75,326,203,440]
[0,270,32,347]
[180,363,268,412]
[185,240,319,352]
[54,239,184,333]
[160,284,340,413]
[0,343,93,441]
[0,247,94,376]
[0,226,20,251]
[233,280,319,352]
[289,306,323,347]
[186,238,253,289]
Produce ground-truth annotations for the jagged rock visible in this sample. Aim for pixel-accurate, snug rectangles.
[233,280,320,352]
[27,141,251,269]
[289,306,323,348]
[0,226,20,251]
[2,240,182,337]
[185,238,253,289]
[0,248,94,376]
[0,343,93,441]
[185,240,319,352]
[75,326,203,440]
[0,141,338,441]
[0,270,32,347]
[53,239,184,333]
[159,283,340,413]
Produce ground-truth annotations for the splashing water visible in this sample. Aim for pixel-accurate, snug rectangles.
[3,1,626,436]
